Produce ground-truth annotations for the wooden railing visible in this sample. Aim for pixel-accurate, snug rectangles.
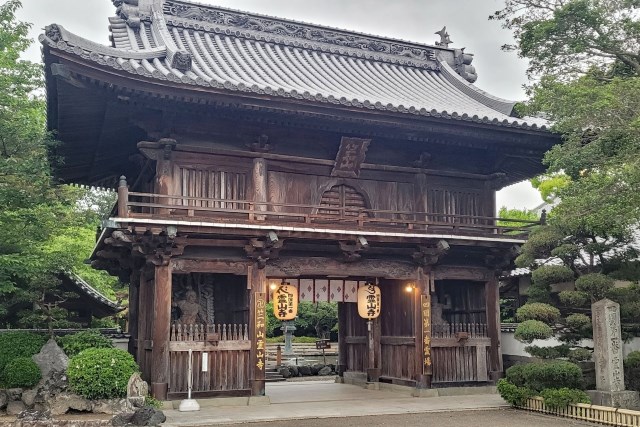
[520,396,640,426]
[115,180,541,239]
[168,323,250,398]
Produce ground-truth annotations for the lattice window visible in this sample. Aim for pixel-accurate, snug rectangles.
[428,189,481,223]
[318,185,368,217]
[178,167,246,209]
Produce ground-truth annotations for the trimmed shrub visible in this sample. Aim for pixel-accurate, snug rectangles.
[568,348,592,362]
[497,378,533,407]
[0,332,47,372]
[0,357,42,388]
[558,291,589,307]
[625,351,640,391]
[516,303,561,325]
[540,388,590,410]
[565,313,591,331]
[524,344,570,359]
[575,273,614,301]
[58,330,113,357]
[67,348,139,399]
[531,265,574,287]
[514,320,553,343]
[506,361,583,392]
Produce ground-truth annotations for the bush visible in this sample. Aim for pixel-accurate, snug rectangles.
[565,313,591,331]
[514,320,553,343]
[506,361,583,392]
[516,303,561,325]
[575,273,614,301]
[625,351,640,369]
[497,378,533,407]
[67,348,139,399]
[526,284,553,303]
[531,265,574,287]
[0,332,47,373]
[0,357,42,388]
[568,348,592,362]
[625,351,640,391]
[58,330,113,357]
[540,388,590,410]
[559,291,589,307]
[524,344,570,359]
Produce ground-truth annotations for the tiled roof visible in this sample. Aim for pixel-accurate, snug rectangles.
[40,0,549,131]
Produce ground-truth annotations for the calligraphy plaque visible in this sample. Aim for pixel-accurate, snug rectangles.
[273,283,299,321]
[421,294,432,374]
[357,284,381,319]
[331,137,371,178]
[255,292,266,372]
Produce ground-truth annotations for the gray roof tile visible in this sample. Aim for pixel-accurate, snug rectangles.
[41,0,549,131]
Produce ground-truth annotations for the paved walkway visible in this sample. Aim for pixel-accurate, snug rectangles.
[164,380,510,426]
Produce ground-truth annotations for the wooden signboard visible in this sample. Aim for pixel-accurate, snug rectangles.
[357,284,381,320]
[315,339,331,350]
[331,137,370,178]
[273,283,299,321]
[255,293,266,372]
[421,294,432,374]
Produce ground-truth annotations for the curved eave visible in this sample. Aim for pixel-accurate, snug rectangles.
[41,32,551,134]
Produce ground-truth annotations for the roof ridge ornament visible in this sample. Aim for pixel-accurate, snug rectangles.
[435,26,452,48]
[113,0,141,29]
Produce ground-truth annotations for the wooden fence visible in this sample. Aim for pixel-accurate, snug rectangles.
[168,323,250,398]
[520,396,640,426]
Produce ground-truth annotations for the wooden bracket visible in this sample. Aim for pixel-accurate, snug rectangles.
[244,236,284,269]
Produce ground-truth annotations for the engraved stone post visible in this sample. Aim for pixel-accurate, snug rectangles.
[589,299,640,409]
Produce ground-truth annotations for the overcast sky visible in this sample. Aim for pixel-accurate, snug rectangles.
[17,0,543,211]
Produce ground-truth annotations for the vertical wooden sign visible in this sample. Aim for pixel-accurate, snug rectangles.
[255,293,266,372]
[421,294,432,375]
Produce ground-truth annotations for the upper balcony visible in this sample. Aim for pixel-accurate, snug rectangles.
[114,178,542,242]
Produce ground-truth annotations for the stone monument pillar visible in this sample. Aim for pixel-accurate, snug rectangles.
[588,299,640,409]
[281,321,296,356]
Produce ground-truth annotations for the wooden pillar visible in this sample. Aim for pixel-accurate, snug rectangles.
[252,158,268,220]
[337,302,347,375]
[485,275,502,381]
[136,268,151,370]
[155,139,175,215]
[248,265,267,396]
[128,269,141,356]
[414,268,432,388]
[414,172,428,224]
[150,263,172,400]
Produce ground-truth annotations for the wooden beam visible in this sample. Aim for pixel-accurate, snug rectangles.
[128,269,140,355]
[150,263,172,400]
[337,302,347,375]
[172,259,249,274]
[485,275,502,381]
[252,158,268,220]
[248,265,267,396]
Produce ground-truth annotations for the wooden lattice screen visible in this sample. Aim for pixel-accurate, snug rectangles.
[318,185,368,217]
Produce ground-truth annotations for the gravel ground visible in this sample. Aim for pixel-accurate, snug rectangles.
[215,409,597,427]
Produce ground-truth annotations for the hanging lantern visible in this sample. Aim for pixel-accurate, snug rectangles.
[272,282,299,321]
[357,283,381,320]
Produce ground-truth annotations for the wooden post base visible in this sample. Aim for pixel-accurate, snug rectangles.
[415,374,432,389]
[251,379,265,396]
[151,382,168,401]
[336,364,347,376]
[367,368,381,382]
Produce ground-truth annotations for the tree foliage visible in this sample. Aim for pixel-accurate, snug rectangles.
[0,1,121,328]
[490,0,640,79]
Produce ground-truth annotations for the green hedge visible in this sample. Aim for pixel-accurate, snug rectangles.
[506,361,583,392]
[516,303,561,324]
[67,348,139,399]
[540,388,590,410]
[58,330,113,357]
[0,357,42,388]
[514,320,553,343]
[575,273,614,301]
[0,332,47,372]
[497,378,533,406]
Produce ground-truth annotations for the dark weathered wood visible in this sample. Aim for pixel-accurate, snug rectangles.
[248,265,266,396]
[118,176,129,218]
[252,158,268,220]
[337,302,347,375]
[150,263,172,400]
[128,269,140,355]
[485,276,502,379]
